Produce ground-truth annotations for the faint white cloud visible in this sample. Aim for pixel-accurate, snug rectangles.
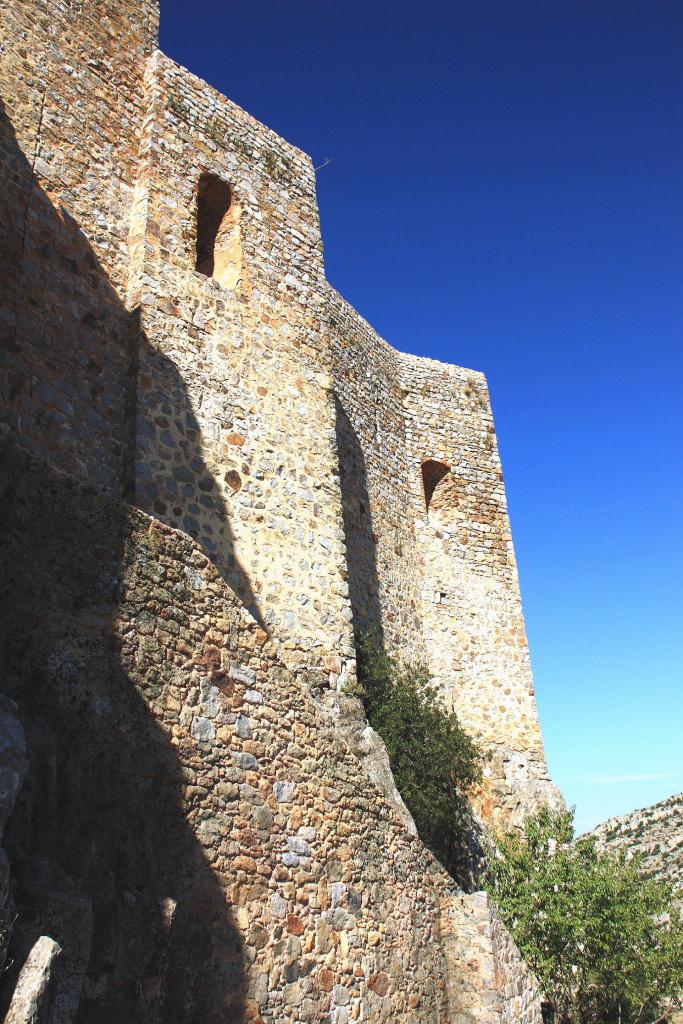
[567,771,682,786]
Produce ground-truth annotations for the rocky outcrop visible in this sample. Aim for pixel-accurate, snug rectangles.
[589,792,683,896]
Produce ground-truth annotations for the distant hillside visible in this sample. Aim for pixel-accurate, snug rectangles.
[589,792,683,896]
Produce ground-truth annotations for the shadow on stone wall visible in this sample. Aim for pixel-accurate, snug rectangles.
[333,396,383,645]
[0,97,265,634]
[0,445,246,1024]
[0,101,247,1022]
[132,335,266,633]
[333,402,487,892]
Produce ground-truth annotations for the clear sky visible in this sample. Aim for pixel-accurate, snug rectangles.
[160,0,683,834]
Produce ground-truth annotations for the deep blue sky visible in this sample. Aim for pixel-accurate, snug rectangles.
[160,1,683,833]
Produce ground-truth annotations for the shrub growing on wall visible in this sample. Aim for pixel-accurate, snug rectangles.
[485,806,683,1024]
[356,633,482,872]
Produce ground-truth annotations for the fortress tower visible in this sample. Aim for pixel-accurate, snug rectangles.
[0,1,560,1019]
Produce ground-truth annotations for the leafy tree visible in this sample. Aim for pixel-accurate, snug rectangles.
[485,806,683,1024]
[356,633,481,872]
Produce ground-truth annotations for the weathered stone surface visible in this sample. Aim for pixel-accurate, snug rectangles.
[0,700,28,972]
[0,699,28,836]
[329,308,562,829]
[0,448,459,1021]
[440,892,542,1024]
[5,935,61,1024]
[356,724,418,836]
[7,858,93,1024]
[0,0,562,1018]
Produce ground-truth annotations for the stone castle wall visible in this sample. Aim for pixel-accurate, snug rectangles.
[126,52,355,681]
[1,0,558,827]
[398,353,559,826]
[0,0,558,1018]
[1,0,559,824]
[0,442,542,1023]
[328,300,559,825]
[327,290,425,655]
[440,891,542,1024]
[0,0,157,495]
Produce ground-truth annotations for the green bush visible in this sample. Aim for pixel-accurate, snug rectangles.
[356,633,481,870]
[485,806,683,1024]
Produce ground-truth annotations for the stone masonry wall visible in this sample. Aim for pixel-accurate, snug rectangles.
[327,291,560,827]
[1,0,560,832]
[1,17,356,681]
[490,902,544,1024]
[0,0,157,495]
[327,289,424,656]
[126,52,355,683]
[440,891,542,1024]
[1,440,461,1023]
[1,0,561,1015]
[399,354,561,828]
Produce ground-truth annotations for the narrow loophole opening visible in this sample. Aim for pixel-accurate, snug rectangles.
[421,459,450,511]
[195,174,242,288]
